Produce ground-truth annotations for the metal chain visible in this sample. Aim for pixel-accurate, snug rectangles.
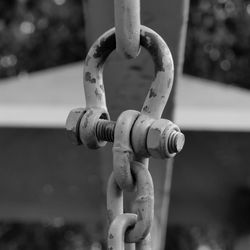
[65,2,185,249]
[107,160,153,249]
[107,110,154,249]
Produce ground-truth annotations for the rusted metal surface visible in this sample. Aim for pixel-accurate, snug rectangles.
[114,0,141,58]
[131,26,175,157]
[82,6,190,225]
[66,25,184,154]
[83,27,114,111]
[66,22,185,249]
[82,25,173,114]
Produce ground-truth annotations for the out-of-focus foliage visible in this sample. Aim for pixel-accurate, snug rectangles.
[0,0,85,78]
[166,225,234,250]
[0,222,102,250]
[184,0,250,89]
[0,0,249,88]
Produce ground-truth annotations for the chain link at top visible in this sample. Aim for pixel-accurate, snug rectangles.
[114,0,141,58]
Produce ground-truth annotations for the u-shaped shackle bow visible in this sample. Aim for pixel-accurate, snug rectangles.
[83,25,173,118]
[66,25,184,158]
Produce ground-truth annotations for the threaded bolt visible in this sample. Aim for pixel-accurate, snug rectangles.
[96,120,185,155]
[96,119,116,142]
[67,112,184,157]
[168,130,185,154]
[95,119,185,155]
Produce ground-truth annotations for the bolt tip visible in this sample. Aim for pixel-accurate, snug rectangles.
[168,130,185,154]
[175,132,185,152]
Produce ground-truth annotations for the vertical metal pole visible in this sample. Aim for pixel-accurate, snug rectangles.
[82,1,189,249]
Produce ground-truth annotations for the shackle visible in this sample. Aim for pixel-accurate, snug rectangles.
[83,25,173,119]
[66,25,184,157]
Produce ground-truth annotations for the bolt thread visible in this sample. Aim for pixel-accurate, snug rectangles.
[168,130,185,154]
[96,119,184,155]
[96,119,116,142]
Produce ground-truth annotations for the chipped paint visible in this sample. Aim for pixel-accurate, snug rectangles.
[85,72,96,83]
[79,25,176,248]
[92,33,116,68]
[140,31,165,73]
[99,84,104,92]
[95,88,102,101]
[83,26,173,119]
[149,88,157,98]
[142,105,150,113]
[108,214,137,250]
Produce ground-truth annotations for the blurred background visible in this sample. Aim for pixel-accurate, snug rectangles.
[1,0,250,89]
[0,0,250,249]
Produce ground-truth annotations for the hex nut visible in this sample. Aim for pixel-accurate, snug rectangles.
[65,108,85,145]
[131,114,155,158]
[146,119,179,159]
[79,108,110,149]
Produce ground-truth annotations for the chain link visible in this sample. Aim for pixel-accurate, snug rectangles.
[107,158,154,249]
[107,174,136,250]
[107,172,123,225]
[114,0,141,58]
[108,213,137,250]
[124,159,154,243]
[113,110,140,191]
[107,109,154,248]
